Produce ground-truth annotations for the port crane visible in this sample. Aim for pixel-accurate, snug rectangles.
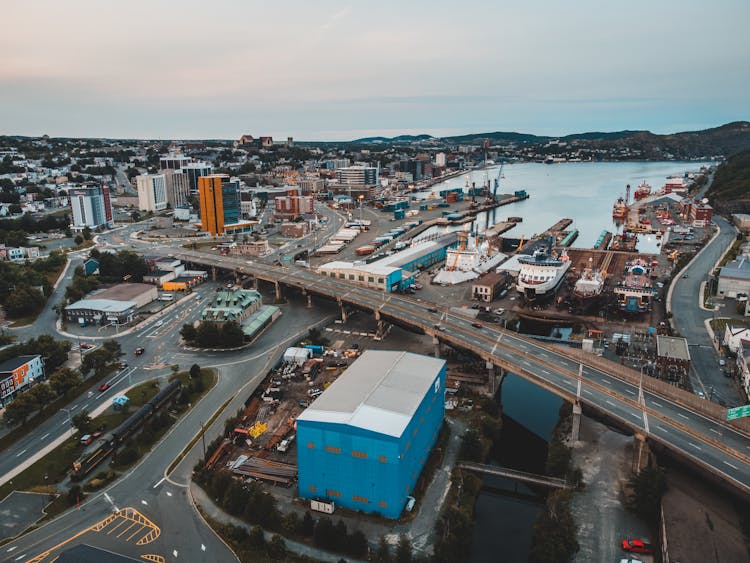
[492,163,505,202]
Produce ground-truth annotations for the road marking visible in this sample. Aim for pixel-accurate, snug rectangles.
[724,461,739,470]
[153,477,166,488]
[624,388,636,395]
[166,491,172,497]
[652,401,663,407]
[15,449,27,457]
[709,428,721,435]
[689,442,702,451]
[141,500,148,506]
[582,389,593,396]
[605,400,616,407]
[14,554,25,561]
[6,546,16,552]
[677,413,689,420]
[201,544,206,552]
[173,549,179,557]
[40,433,49,440]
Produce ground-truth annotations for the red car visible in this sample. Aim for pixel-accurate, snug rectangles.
[98,383,111,392]
[134,347,145,356]
[80,343,94,350]
[472,322,483,328]
[621,539,653,554]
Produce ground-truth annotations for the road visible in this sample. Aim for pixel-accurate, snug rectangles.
[670,214,742,407]
[164,249,750,495]
[1,293,337,562]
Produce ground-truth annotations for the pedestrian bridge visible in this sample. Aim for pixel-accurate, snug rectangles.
[458,462,572,489]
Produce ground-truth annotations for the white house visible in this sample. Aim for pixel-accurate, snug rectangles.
[723,325,750,353]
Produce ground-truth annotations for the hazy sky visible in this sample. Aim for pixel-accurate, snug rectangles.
[2,0,749,141]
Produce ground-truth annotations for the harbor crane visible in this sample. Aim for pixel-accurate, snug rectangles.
[492,163,505,202]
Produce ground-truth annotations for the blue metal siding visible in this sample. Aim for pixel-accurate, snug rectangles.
[297,364,446,519]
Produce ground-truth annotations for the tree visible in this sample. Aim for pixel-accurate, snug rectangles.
[267,534,286,560]
[180,324,197,342]
[300,511,315,537]
[49,368,82,397]
[25,383,55,410]
[82,226,92,240]
[72,409,93,434]
[74,235,83,246]
[189,364,201,380]
[2,393,36,425]
[395,534,412,563]
[375,536,392,562]
[629,466,668,526]
[529,490,579,563]
[3,285,44,318]
[348,529,369,558]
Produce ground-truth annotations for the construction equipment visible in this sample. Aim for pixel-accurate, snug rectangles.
[493,163,504,202]
[517,234,525,252]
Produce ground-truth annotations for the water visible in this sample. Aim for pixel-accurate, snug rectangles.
[470,374,564,562]
[418,161,713,255]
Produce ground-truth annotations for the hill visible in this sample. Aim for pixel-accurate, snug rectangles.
[350,134,433,143]
[706,148,750,214]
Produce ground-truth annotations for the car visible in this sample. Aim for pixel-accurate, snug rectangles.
[156,320,164,327]
[719,359,726,366]
[428,307,438,313]
[621,539,653,554]
[724,369,732,378]
[80,343,94,350]
[434,324,446,332]
[98,383,111,392]
[682,273,689,278]
[696,390,706,399]
[117,362,128,369]
[619,559,643,563]
[472,322,483,328]
[134,347,145,356]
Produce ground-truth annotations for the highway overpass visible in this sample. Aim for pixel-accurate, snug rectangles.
[170,249,750,496]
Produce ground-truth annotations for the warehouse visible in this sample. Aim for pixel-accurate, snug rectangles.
[92,283,158,309]
[296,350,446,519]
[65,298,137,325]
[316,261,402,292]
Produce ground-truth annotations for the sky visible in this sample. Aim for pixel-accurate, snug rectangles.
[2,0,749,141]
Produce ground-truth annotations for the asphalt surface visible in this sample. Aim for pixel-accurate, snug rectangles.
[669,214,743,407]
[163,249,750,496]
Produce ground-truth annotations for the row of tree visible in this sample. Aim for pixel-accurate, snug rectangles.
[0,252,66,319]
[180,321,244,349]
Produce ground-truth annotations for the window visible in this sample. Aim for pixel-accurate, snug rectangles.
[352,450,367,459]
[413,427,418,437]
[378,277,384,284]
[352,495,368,504]
[378,455,387,463]
[358,275,364,282]
[307,442,315,449]
[338,273,345,279]
[326,489,341,498]
[325,445,341,454]
[368,276,374,282]
[349,274,355,280]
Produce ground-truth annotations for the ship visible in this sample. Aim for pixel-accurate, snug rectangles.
[573,258,605,300]
[612,196,628,219]
[516,242,571,301]
[613,258,657,313]
[432,231,507,285]
[633,180,652,200]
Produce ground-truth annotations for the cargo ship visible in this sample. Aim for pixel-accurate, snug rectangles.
[633,180,652,200]
[613,258,657,313]
[516,244,571,301]
[612,196,628,219]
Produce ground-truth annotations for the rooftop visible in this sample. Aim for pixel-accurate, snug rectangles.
[93,283,155,302]
[297,350,445,438]
[0,355,41,373]
[656,335,691,361]
[719,258,750,281]
[66,299,136,313]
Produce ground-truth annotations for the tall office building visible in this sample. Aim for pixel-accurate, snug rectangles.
[136,174,168,212]
[70,186,114,230]
[159,151,193,171]
[163,169,190,209]
[198,175,241,236]
[183,162,214,195]
[336,165,379,187]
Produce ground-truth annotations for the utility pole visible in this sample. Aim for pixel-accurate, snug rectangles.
[200,420,207,460]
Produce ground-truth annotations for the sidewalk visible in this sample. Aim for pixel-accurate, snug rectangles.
[190,482,359,563]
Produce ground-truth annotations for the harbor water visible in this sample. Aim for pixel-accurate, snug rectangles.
[420,161,712,255]
[470,374,564,562]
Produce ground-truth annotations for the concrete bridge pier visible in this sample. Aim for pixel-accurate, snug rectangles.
[211,266,217,281]
[570,401,582,443]
[486,361,496,394]
[252,277,258,290]
[306,293,312,308]
[274,281,282,301]
[374,309,384,338]
[432,336,440,358]
[337,299,347,323]
[632,432,650,474]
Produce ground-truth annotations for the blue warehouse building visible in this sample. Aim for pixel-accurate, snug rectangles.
[296,351,446,519]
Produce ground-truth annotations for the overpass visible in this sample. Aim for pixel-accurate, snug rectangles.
[170,249,750,496]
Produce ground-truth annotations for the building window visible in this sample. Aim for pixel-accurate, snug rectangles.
[379,500,387,508]
[413,427,418,437]
[352,450,367,459]
[368,276,374,282]
[349,274,355,280]
[326,489,341,498]
[325,445,341,454]
[338,273,345,279]
[309,485,316,493]
[307,442,315,449]
[378,278,384,284]
[378,455,387,463]
[420,416,425,425]
[352,495,369,504]
[358,275,364,282]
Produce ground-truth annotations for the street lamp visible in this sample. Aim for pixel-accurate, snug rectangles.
[61,407,74,436]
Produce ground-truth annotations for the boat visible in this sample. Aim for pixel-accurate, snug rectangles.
[613,258,657,313]
[633,180,652,200]
[432,231,507,285]
[573,258,605,308]
[612,197,628,219]
[516,242,571,301]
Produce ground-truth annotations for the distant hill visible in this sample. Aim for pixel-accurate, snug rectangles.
[706,148,750,214]
[350,134,433,143]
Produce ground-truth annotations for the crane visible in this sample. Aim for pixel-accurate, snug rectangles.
[493,163,505,202]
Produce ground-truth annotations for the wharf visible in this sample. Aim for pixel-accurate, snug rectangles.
[483,221,517,237]
[546,218,573,235]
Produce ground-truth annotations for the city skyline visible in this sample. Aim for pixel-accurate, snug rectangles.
[2,0,749,141]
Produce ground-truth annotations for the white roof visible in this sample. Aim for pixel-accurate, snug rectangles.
[297,350,444,438]
[318,261,400,277]
[66,299,137,313]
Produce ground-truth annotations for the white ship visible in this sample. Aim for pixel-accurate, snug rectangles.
[433,231,507,285]
[516,245,571,300]
[573,258,605,299]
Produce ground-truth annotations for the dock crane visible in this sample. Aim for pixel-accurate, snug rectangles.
[492,163,505,202]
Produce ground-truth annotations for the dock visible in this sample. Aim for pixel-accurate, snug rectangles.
[558,228,579,247]
[593,230,612,250]
[483,221,517,237]
[545,218,573,235]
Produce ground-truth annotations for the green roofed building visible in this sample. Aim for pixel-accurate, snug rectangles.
[199,288,280,341]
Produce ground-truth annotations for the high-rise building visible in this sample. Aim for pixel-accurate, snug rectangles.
[435,152,447,167]
[336,166,379,187]
[273,195,314,219]
[163,169,190,209]
[136,174,168,212]
[182,162,214,195]
[198,175,241,236]
[159,151,193,171]
[70,186,114,230]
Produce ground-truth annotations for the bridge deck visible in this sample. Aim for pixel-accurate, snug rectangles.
[458,462,571,489]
